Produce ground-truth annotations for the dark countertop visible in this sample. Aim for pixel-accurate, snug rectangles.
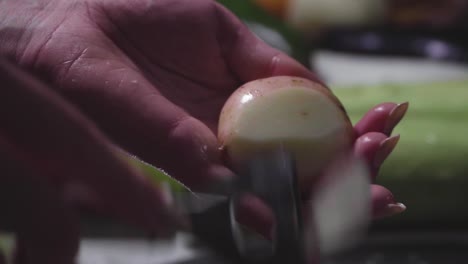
[75,230,468,264]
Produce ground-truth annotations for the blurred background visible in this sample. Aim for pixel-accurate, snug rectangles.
[4,1,468,263]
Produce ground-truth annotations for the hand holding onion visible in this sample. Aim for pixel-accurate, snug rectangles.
[218,76,354,187]
[216,76,407,238]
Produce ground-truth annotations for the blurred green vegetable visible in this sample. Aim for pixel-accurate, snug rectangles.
[333,80,468,228]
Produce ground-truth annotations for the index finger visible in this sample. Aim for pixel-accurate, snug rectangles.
[215,2,325,86]
[0,58,184,233]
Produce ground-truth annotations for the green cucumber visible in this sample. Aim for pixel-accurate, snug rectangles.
[333,80,468,227]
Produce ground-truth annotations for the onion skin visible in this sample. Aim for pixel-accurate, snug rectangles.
[218,76,354,186]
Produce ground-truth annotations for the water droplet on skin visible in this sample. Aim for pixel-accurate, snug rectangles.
[240,93,253,104]
[375,106,386,112]
[199,145,210,162]
[200,145,208,155]
[71,79,76,83]
[104,80,109,85]
[131,80,138,84]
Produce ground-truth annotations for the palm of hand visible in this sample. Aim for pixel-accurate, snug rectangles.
[37,0,243,124]
[25,0,265,187]
[90,0,240,129]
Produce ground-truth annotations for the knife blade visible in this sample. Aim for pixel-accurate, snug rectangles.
[159,149,371,263]
[229,148,305,264]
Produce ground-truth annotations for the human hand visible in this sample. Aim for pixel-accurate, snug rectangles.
[0,58,183,264]
[0,0,407,262]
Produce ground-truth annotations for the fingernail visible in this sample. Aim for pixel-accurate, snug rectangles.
[382,202,407,218]
[384,102,409,135]
[374,135,400,168]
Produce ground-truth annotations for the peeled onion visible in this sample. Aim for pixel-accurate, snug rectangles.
[218,76,354,185]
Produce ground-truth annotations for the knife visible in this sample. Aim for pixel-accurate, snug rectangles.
[155,148,371,263]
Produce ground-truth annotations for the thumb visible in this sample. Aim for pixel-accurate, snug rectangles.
[215,3,323,85]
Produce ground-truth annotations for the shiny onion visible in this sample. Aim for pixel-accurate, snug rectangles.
[218,76,354,185]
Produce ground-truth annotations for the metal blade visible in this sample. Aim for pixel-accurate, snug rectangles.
[172,192,229,215]
[229,148,306,264]
[164,151,371,263]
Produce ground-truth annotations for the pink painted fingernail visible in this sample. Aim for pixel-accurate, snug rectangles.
[384,102,409,135]
[374,135,400,168]
[380,202,407,218]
